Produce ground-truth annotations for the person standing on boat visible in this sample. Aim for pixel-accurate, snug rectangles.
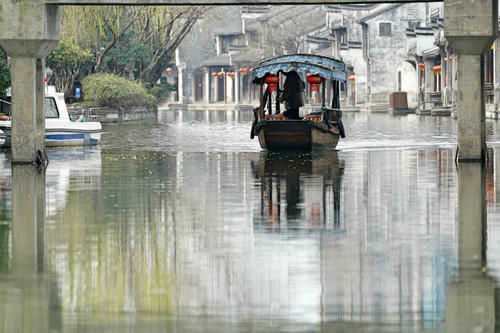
[279,71,305,119]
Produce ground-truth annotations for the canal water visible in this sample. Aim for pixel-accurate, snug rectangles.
[1,111,500,332]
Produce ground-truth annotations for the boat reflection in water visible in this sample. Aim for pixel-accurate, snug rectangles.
[251,150,344,231]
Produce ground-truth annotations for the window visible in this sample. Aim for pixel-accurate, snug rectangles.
[44,97,59,118]
[379,22,391,37]
[408,21,420,29]
[336,28,347,44]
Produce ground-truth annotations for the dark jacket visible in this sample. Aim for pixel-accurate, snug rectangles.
[279,71,305,110]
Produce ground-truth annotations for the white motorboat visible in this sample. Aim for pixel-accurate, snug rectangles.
[0,86,102,147]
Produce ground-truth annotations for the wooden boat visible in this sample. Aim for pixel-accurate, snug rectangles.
[250,54,346,150]
[0,86,102,147]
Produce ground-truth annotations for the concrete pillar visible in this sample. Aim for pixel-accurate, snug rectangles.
[9,57,46,163]
[457,55,486,160]
[204,69,210,105]
[446,162,495,332]
[424,60,433,108]
[214,75,219,103]
[494,39,500,109]
[444,0,497,161]
[177,67,184,103]
[235,71,240,105]
[0,1,59,163]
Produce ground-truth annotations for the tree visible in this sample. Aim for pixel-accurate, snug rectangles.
[46,38,94,97]
[62,6,208,83]
[0,49,10,100]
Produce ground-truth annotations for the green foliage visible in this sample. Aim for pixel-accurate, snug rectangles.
[146,82,173,104]
[0,49,10,100]
[47,38,94,71]
[82,73,157,109]
[47,38,94,97]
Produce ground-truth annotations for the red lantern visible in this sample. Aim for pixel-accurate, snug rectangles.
[307,75,322,93]
[264,75,279,92]
[307,75,322,85]
[348,75,355,82]
[218,72,224,78]
[239,67,248,73]
[443,57,447,62]
[166,67,173,75]
[432,65,441,72]
[211,72,218,77]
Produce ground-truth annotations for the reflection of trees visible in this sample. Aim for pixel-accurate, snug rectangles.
[47,151,177,313]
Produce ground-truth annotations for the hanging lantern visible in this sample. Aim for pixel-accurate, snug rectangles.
[307,75,322,92]
[211,72,218,77]
[218,71,224,78]
[239,67,249,74]
[166,67,173,75]
[443,57,447,62]
[432,65,441,73]
[417,63,425,71]
[264,75,279,92]
[449,56,453,61]
[348,75,356,82]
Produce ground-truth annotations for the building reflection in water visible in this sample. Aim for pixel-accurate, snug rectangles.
[251,151,344,231]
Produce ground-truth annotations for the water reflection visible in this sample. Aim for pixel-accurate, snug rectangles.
[0,164,62,332]
[446,162,495,332]
[2,121,500,331]
[251,151,344,230]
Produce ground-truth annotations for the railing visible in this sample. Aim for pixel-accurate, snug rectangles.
[429,91,442,106]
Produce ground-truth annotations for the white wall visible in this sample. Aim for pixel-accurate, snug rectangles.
[396,61,417,106]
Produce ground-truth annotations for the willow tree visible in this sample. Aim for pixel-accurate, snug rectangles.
[62,6,208,83]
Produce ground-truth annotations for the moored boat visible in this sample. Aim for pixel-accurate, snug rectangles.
[250,54,346,151]
[0,86,102,147]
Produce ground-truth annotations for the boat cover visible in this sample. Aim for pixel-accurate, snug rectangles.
[259,54,346,72]
[251,61,346,83]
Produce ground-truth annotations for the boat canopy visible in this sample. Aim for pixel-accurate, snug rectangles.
[251,61,347,83]
[259,54,346,72]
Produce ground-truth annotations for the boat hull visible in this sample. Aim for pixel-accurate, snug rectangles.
[0,121,102,147]
[255,120,339,151]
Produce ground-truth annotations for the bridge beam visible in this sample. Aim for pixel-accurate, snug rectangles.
[445,0,498,161]
[0,1,59,163]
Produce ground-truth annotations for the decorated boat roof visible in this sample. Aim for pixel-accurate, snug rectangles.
[259,54,346,72]
[251,61,346,83]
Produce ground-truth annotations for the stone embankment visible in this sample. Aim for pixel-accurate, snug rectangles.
[68,107,157,123]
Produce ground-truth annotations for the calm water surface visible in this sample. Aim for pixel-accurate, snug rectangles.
[1,111,500,332]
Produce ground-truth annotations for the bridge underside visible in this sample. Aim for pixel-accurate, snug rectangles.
[0,0,497,162]
[45,0,435,4]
